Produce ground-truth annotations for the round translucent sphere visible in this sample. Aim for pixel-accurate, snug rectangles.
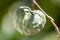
[15,6,46,35]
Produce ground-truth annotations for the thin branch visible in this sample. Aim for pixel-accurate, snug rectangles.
[50,20,60,38]
[32,0,60,38]
[32,0,35,10]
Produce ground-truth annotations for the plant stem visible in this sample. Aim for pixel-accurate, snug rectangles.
[32,0,35,10]
[32,0,60,38]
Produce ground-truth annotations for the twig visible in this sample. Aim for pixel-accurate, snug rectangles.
[32,0,35,10]
[32,0,60,38]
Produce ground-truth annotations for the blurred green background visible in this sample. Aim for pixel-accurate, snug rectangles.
[0,0,60,40]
